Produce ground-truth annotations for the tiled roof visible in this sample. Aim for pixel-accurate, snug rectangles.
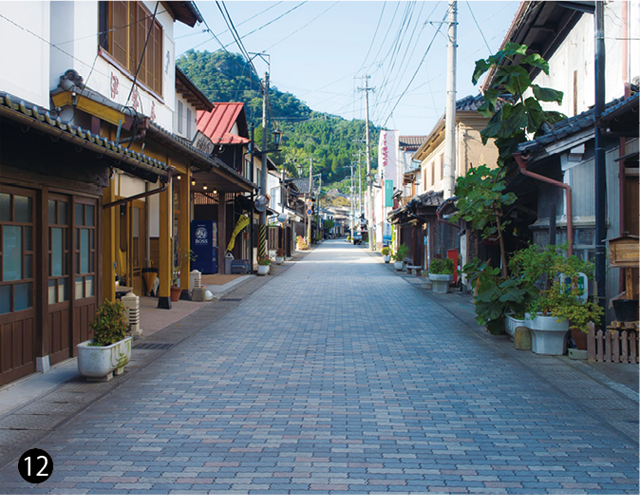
[518,95,630,155]
[399,136,427,149]
[197,103,250,145]
[0,91,168,176]
[456,94,485,111]
[601,92,639,122]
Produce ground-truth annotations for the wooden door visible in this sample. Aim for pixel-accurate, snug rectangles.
[47,194,72,365]
[0,186,37,386]
[72,198,97,354]
[130,200,146,295]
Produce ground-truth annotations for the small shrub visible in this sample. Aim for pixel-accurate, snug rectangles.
[381,247,391,256]
[429,258,454,275]
[276,248,285,257]
[393,243,409,262]
[90,299,127,346]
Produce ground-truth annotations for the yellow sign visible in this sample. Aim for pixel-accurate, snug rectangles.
[227,214,250,252]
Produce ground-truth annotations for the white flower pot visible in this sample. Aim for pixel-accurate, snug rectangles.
[257,264,270,276]
[394,261,404,271]
[429,273,453,294]
[275,256,284,265]
[505,314,527,337]
[525,313,569,355]
[383,255,391,263]
[77,337,133,381]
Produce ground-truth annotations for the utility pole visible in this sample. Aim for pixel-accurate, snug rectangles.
[443,0,457,199]
[594,1,607,320]
[358,75,375,250]
[259,72,269,260]
[307,157,313,244]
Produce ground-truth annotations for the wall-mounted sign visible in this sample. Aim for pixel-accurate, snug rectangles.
[193,130,215,155]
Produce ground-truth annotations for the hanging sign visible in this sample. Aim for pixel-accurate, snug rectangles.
[384,180,394,207]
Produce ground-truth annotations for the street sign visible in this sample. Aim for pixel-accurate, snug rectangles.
[306,209,312,216]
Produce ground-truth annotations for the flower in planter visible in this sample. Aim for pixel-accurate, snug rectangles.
[258,256,272,266]
[276,248,285,257]
[89,300,128,346]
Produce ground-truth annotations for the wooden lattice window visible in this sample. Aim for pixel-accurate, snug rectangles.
[99,1,163,96]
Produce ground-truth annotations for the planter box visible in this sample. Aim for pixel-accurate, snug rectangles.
[257,265,270,276]
[394,261,404,271]
[429,273,453,294]
[77,337,133,382]
[383,255,391,263]
[505,314,526,338]
[275,256,284,265]
[525,313,569,355]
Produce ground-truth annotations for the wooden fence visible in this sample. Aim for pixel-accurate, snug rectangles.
[587,322,639,363]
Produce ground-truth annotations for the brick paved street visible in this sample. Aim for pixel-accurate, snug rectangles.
[0,239,638,494]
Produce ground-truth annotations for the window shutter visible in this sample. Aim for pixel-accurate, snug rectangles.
[111,1,128,66]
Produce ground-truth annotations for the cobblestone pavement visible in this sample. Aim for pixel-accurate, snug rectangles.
[1,239,638,494]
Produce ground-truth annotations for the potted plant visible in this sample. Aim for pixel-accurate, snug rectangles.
[77,300,132,381]
[429,258,455,294]
[257,256,271,275]
[381,247,391,263]
[512,243,602,355]
[275,248,285,265]
[393,243,409,271]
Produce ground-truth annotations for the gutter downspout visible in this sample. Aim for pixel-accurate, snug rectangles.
[103,167,174,209]
[514,153,573,256]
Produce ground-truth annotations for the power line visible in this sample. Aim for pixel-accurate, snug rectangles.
[466,1,491,54]
[357,2,387,75]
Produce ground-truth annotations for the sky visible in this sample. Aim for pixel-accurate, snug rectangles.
[174,1,521,137]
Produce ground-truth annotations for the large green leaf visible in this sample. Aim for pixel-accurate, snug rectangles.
[531,84,564,104]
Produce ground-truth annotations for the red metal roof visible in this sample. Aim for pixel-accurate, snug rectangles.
[197,102,250,145]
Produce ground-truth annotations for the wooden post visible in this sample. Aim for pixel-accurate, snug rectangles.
[102,177,116,302]
[597,329,604,362]
[625,267,634,299]
[157,179,172,309]
[179,169,191,293]
[587,322,596,362]
[621,330,629,363]
[218,192,227,274]
[613,330,620,363]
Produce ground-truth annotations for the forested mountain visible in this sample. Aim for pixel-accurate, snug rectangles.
[177,50,378,189]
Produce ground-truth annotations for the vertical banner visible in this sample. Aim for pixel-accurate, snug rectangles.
[384,179,394,207]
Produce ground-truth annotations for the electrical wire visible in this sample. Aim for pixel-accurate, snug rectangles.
[466,1,491,54]
[357,2,387,75]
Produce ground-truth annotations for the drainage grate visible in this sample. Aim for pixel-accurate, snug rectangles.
[220,298,242,302]
[134,343,174,350]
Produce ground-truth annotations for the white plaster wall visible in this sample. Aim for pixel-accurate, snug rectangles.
[532,1,640,116]
[48,1,179,131]
[175,93,198,141]
[118,174,146,198]
[0,1,50,107]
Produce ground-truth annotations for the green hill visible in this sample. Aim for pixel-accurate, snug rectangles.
[177,50,378,188]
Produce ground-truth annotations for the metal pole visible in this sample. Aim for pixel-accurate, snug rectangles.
[307,157,312,244]
[443,0,457,199]
[594,1,607,320]
[259,72,269,260]
[364,75,374,250]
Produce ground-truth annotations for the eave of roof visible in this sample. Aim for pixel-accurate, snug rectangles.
[1,91,168,178]
[176,67,214,112]
[164,1,204,27]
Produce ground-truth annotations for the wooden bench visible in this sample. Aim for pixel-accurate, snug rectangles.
[406,265,422,276]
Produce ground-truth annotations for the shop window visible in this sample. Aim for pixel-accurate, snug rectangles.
[0,191,35,313]
[98,1,163,96]
[48,197,70,305]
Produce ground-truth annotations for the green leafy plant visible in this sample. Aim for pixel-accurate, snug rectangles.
[463,257,538,333]
[258,256,272,266]
[173,248,196,287]
[393,243,409,262]
[510,243,603,331]
[89,300,127,346]
[429,258,455,275]
[323,219,335,230]
[472,42,565,167]
[381,247,391,256]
